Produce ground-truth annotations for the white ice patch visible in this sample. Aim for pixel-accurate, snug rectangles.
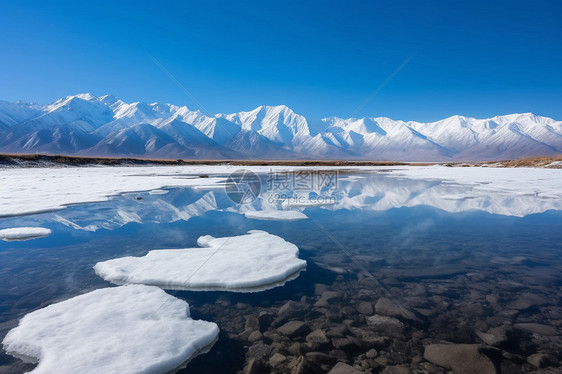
[244,210,308,221]
[148,189,169,195]
[387,165,562,197]
[0,166,226,217]
[94,230,307,292]
[546,160,562,168]
[2,285,219,374]
[0,165,354,217]
[0,227,51,241]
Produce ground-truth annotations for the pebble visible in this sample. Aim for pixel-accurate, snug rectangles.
[269,352,287,368]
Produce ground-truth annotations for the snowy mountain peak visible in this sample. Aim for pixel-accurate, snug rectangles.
[97,94,120,106]
[0,94,560,161]
[74,93,97,101]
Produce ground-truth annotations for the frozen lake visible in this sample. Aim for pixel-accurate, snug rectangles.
[0,165,561,373]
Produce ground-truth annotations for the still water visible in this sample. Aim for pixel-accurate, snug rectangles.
[1,171,561,373]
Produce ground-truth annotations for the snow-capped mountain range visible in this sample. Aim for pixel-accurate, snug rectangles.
[1,93,561,160]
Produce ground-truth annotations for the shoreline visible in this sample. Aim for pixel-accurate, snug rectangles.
[1,153,561,169]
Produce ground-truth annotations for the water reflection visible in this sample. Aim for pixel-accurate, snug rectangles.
[2,171,560,234]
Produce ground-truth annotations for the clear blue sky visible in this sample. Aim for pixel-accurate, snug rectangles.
[1,0,561,121]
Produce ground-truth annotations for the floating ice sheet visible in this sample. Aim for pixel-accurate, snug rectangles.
[94,230,307,292]
[2,285,219,374]
[244,210,308,221]
[0,227,51,241]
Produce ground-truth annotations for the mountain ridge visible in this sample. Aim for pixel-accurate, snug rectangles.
[1,93,561,161]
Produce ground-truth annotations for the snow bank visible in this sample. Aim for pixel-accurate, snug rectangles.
[244,210,308,221]
[94,230,307,292]
[0,227,51,241]
[2,285,219,374]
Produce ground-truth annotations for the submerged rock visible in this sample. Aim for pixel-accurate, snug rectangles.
[527,353,558,368]
[305,352,338,366]
[269,353,287,368]
[381,365,412,374]
[475,327,508,347]
[248,330,263,343]
[288,355,314,374]
[243,358,261,374]
[315,291,343,307]
[277,321,309,338]
[508,293,548,310]
[357,301,374,315]
[248,341,273,361]
[275,300,310,325]
[513,323,557,336]
[375,297,419,322]
[245,315,260,331]
[306,329,331,350]
[367,314,404,334]
[327,362,365,373]
[423,343,497,374]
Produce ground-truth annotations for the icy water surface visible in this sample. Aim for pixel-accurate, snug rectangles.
[1,170,561,373]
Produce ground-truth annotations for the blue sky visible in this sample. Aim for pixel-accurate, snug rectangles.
[1,0,561,121]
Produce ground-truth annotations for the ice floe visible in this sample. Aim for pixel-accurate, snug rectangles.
[244,210,308,221]
[94,230,307,292]
[2,285,219,374]
[0,227,51,241]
